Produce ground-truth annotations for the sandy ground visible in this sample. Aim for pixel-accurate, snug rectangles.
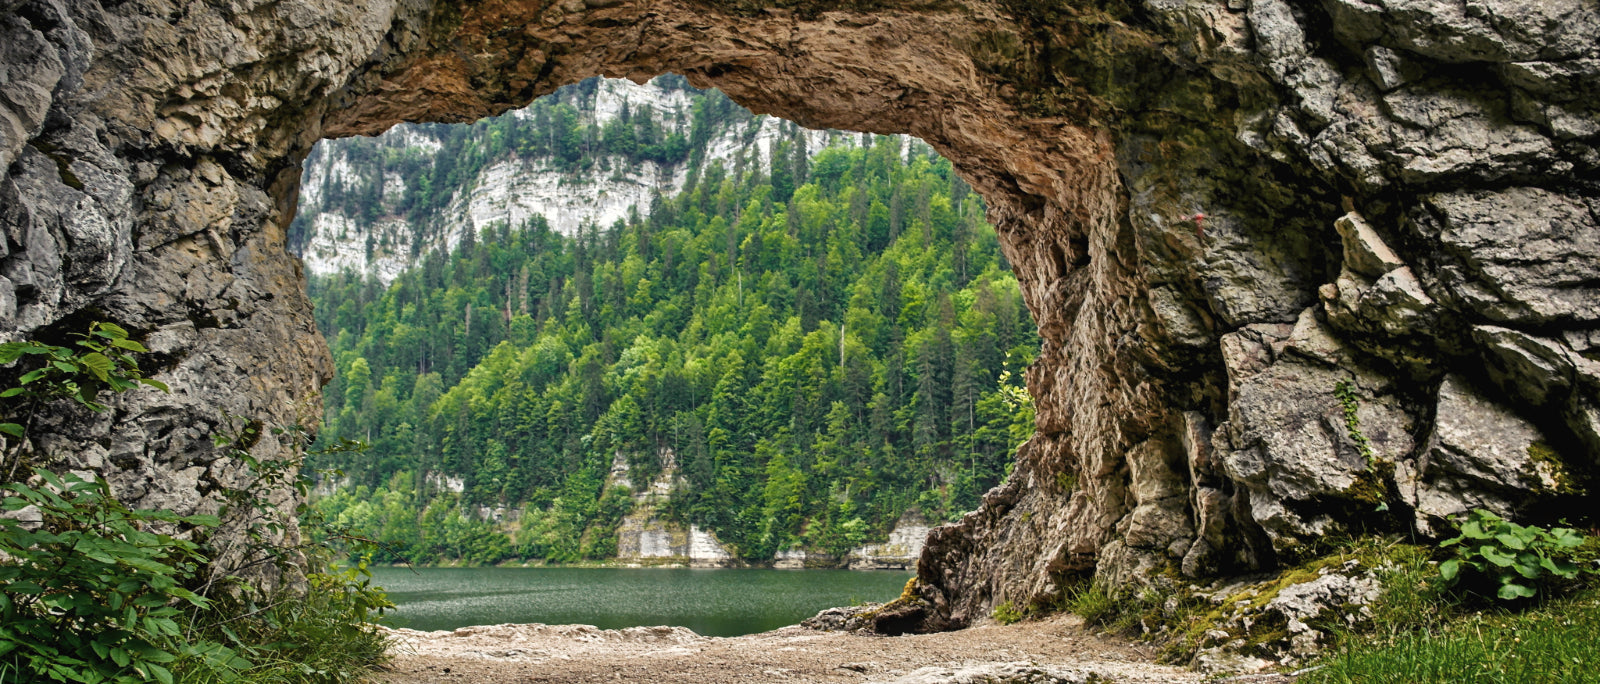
[375,615,1212,683]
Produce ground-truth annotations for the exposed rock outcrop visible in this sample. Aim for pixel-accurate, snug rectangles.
[294,76,881,284]
[608,450,734,567]
[2,0,1596,635]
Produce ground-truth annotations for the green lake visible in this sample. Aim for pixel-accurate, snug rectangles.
[370,567,914,637]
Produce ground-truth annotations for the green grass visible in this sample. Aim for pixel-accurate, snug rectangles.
[1303,589,1600,683]
[171,566,392,684]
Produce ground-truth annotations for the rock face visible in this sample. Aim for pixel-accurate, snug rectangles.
[2,0,1596,633]
[608,450,734,567]
[850,512,931,570]
[294,76,877,284]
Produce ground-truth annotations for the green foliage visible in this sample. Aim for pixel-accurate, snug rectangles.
[0,470,229,684]
[990,601,1023,625]
[1332,380,1374,466]
[0,325,389,683]
[0,322,168,480]
[1439,509,1594,601]
[1066,581,1121,628]
[307,125,1039,563]
[1300,529,1600,682]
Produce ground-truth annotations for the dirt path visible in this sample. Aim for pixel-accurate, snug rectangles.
[376,615,1206,683]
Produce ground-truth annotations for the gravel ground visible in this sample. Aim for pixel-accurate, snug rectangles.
[376,615,1206,683]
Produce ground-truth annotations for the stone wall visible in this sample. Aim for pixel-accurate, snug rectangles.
[2,0,1595,632]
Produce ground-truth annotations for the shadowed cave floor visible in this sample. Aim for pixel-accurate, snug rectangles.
[376,614,1219,683]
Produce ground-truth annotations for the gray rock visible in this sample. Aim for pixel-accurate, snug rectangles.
[1324,0,1600,63]
[1363,46,1409,91]
[1333,213,1404,279]
[1413,188,1600,325]
[1472,325,1582,406]
[1218,310,1414,547]
[1403,375,1572,535]
[1266,566,1381,657]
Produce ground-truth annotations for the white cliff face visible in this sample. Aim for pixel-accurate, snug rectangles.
[294,76,896,284]
[850,512,931,570]
[607,448,735,566]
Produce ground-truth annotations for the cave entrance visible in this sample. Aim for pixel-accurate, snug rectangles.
[297,73,1041,633]
[1,0,1131,636]
[282,0,1123,631]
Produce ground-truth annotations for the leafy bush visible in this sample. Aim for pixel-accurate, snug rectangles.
[0,471,244,684]
[991,601,1023,625]
[1439,509,1594,601]
[0,323,391,684]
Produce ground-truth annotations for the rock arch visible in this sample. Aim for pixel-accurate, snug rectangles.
[3,0,1597,630]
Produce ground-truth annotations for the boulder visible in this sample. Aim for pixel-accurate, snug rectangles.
[1401,375,1576,535]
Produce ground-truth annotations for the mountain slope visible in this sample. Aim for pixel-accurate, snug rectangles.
[306,137,1038,565]
[292,76,869,284]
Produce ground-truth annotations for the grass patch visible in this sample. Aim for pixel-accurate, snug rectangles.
[172,564,392,684]
[1304,588,1600,683]
[991,601,1024,625]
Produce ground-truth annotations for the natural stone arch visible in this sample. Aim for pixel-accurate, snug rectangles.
[314,1,1149,628]
[4,0,1597,632]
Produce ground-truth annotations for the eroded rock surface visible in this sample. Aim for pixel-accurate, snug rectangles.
[2,0,1597,632]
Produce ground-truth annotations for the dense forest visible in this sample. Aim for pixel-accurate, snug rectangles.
[304,98,1038,565]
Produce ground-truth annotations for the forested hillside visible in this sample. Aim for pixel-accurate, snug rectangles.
[291,75,857,283]
[306,107,1038,565]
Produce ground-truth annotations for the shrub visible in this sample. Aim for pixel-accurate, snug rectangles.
[991,601,1023,625]
[0,324,392,683]
[0,471,243,684]
[1439,509,1594,601]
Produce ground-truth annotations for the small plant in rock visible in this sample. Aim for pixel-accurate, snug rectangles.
[1065,581,1121,628]
[1439,509,1595,601]
[991,601,1024,625]
[1333,380,1374,466]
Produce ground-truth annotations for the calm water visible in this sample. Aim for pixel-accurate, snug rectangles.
[371,567,912,637]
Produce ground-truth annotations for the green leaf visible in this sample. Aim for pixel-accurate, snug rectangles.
[51,360,77,374]
[1480,545,1517,567]
[138,378,170,392]
[1494,532,1527,550]
[95,322,130,340]
[1497,582,1536,600]
[1542,556,1580,579]
[1439,558,1461,582]
[0,342,27,364]
[0,423,22,437]
[1549,528,1585,548]
[181,513,222,527]
[18,369,46,385]
[148,662,174,684]
[80,352,113,382]
[110,338,149,352]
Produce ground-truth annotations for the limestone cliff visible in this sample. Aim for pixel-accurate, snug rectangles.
[294,75,874,283]
[2,0,1596,634]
